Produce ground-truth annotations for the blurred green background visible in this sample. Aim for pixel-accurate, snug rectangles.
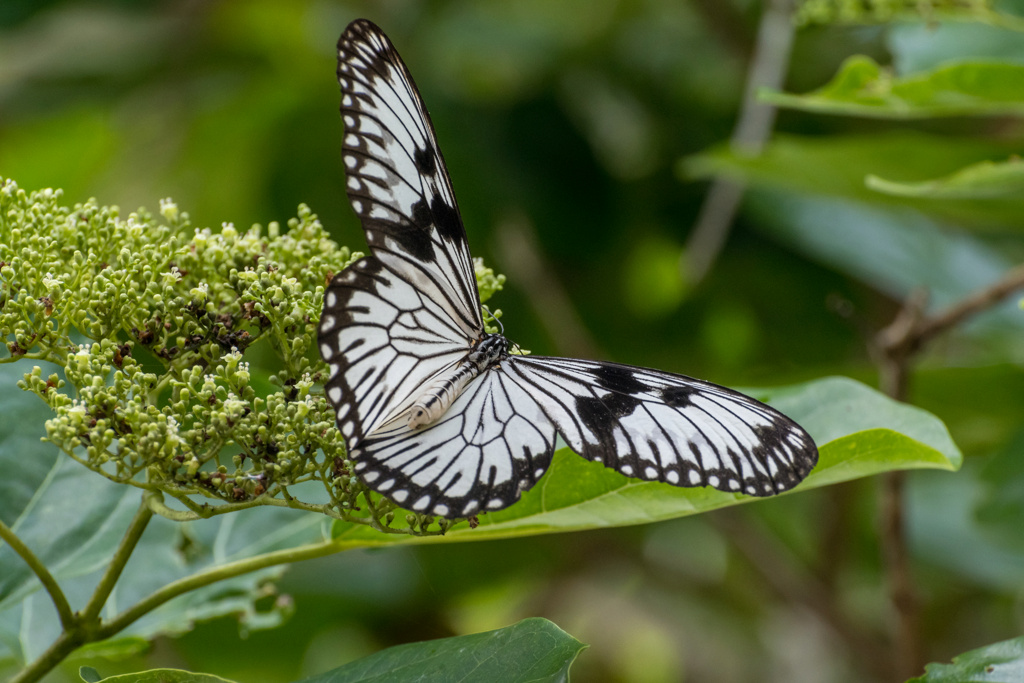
[3,0,1024,681]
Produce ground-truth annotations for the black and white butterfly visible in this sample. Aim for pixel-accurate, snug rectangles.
[319,19,818,519]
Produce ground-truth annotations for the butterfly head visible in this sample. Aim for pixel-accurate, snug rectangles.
[469,333,509,370]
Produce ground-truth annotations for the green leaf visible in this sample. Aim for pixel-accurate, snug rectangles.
[79,666,102,682]
[762,56,1024,118]
[974,431,1024,553]
[867,157,1024,199]
[329,377,959,544]
[889,21,1024,75]
[681,132,1024,228]
[294,618,585,683]
[906,636,1024,682]
[84,668,239,683]
[909,463,1024,591]
[0,365,60,528]
[742,190,1024,337]
[0,366,325,664]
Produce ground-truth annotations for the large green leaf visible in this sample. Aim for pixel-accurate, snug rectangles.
[329,376,959,545]
[81,667,238,683]
[681,132,1024,228]
[908,464,1024,592]
[888,21,1024,75]
[294,618,585,683]
[0,365,324,666]
[742,190,1024,335]
[762,56,1024,118]
[867,157,1024,199]
[906,636,1024,683]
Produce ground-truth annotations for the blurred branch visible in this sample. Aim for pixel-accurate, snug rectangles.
[682,0,796,285]
[711,509,891,681]
[492,212,602,359]
[873,263,1024,680]
[877,264,1024,363]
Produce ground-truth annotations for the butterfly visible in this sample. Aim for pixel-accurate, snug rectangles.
[319,19,818,519]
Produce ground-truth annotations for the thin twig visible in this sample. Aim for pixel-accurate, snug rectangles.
[683,0,796,284]
[879,470,920,680]
[0,518,75,630]
[897,263,1024,352]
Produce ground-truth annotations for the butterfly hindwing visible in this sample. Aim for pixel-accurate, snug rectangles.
[503,356,818,497]
[337,19,481,338]
[351,367,557,518]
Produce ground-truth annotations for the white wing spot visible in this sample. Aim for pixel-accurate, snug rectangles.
[667,470,680,484]
[379,479,395,491]
[621,465,634,476]
[688,470,700,484]
[413,495,431,511]
[729,480,740,491]
[644,466,658,479]
[392,489,408,503]
[363,471,379,483]
[534,468,544,478]
[433,504,449,516]
[708,475,720,487]
[462,501,480,516]
[487,498,504,509]
[327,386,341,403]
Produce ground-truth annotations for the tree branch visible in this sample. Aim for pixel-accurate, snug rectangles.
[0,518,75,630]
[873,263,1024,679]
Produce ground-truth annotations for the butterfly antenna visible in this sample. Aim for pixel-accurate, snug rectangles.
[483,305,504,335]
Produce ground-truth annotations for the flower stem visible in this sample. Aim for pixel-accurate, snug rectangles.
[80,496,155,623]
[0,518,75,629]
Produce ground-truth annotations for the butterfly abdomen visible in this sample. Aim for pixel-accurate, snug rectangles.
[408,334,509,429]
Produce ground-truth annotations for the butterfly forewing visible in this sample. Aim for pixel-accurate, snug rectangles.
[337,19,482,337]
[504,357,817,496]
[319,256,473,445]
